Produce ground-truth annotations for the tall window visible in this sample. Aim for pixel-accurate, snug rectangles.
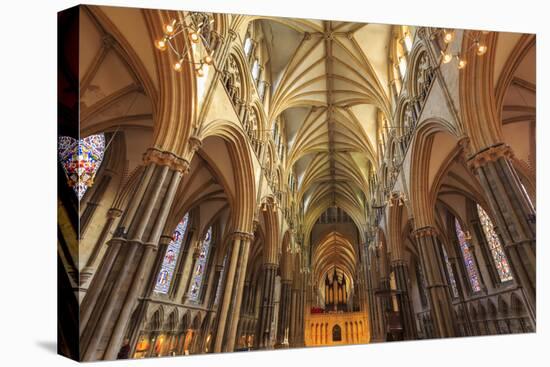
[403,32,413,52]
[58,133,106,200]
[258,80,266,101]
[476,204,513,282]
[154,213,189,294]
[416,262,428,307]
[244,37,253,56]
[252,59,260,83]
[442,245,459,298]
[398,56,408,80]
[455,218,481,293]
[188,226,213,301]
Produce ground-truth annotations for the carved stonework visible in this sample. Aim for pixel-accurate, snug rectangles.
[413,226,438,238]
[415,52,434,105]
[467,143,515,170]
[142,148,190,174]
[224,55,242,106]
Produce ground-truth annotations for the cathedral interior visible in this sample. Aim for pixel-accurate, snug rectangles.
[57,4,536,361]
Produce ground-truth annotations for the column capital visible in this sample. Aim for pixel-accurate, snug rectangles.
[143,148,190,174]
[230,231,254,241]
[413,226,438,238]
[262,262,278,270]
[107,208,123,219]
[467,143,514,170]
[390,259,408,268]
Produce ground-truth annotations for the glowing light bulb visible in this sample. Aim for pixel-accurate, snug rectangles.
[203,55,213,65]
[196,65,205,77]
[189,30,199,43]
[155,38,167,51]
[173,60,183,72]
[164,20,176,35]
[457,57,467,69]
[443,30,454,43]
[441,51,453,64]
[476,43,488,56]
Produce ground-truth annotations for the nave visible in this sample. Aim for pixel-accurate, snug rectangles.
[57,5,536,361]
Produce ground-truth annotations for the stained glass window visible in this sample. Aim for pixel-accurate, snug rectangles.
[154,213,189,294]
[455,218,481,293]
[442,245,459,298]
[188,226,213,302]
[58,133,106,200]
[476,204,513,282]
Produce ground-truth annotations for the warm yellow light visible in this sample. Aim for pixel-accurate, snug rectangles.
[476,43,488,56]
[457,57,467,69]
[189,30,200,43]
[155,38,167,51]
[203,55,213,65]
[196,66,205,77]
[443,30,454,43]
[441,51,453,64]
[164,20,176,35]
[173,60,183,72]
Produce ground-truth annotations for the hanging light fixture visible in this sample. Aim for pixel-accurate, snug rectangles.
[476,42,488,55]
[443,29,455,43]
[435,28,491,70]
[153,12,215,76]
[441,50,453,64]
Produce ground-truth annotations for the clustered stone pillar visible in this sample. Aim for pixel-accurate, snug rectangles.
[213,232,253,353]
[413,226,457,338]
[256,262,279,349]
[276,279,292,347]
[390,260,417,340]
[468,143,536,322]
[79,149,189,361]
[81,208,122,288]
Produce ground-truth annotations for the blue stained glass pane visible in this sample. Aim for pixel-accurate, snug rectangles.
[188,226,213,302]
[455,218,481,293]
[154,213,189,294]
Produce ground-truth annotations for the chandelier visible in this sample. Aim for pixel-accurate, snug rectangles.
[154,12,214,76]
[435,28,489,69]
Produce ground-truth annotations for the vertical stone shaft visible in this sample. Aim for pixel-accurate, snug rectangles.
[391,260,417,339]
[256,263,278,348]
[414,227,457,338]
[213,234,242,352]
[224,235,253,352]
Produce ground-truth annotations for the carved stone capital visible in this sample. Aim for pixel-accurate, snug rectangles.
[413,226,438,238]
[188,135,203,153]
[467,143,514,170]
[107,208,123,219]
[143,148,190,174]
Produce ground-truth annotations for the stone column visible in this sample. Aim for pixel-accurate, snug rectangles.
[213,234,241,352]
[223,234,253,352]
[81,208,122,287]
[276,279,292,347]
[255,263,278,349]
[390,260,417,339]
[79,150,190,361]
[468,143,536,321]
[413,227,457,338]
